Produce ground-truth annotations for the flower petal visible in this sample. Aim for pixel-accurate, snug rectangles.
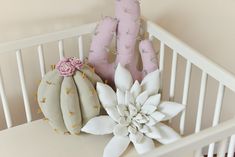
[129,132,144,143]
[105,106,120,122]
[154,123,181,144]
[115,63,133,91]
[130,80,141,99]
[136,91,149,106]
[97,83,120,121]
[141,104,157,114]
[125,91,134,105]
[116,89,125,105]
[113,124,129,136]
[97,82,117,107]
[143,94,161,108]
[158,101,185,121]
[145,125,162,139]
[132,136,155,154]
[103,136,130,157]
[81,116,116,135]
[151,111,166,121]
[141,69,161,95]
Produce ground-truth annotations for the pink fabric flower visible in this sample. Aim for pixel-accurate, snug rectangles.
[56,58,76,77]
[69,57,84,70]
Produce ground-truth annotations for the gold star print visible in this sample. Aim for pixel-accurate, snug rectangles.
[43,118,49,122]
[72,124,78,128]
[40,98,46,103]
[46,81,55,85]
[68,111,75,116]
[64,131,71,135]
[90,88,97,95]
[105,80,109,84]
[82,72,86,79]
[66,88,75,95]
[51,65,56,70]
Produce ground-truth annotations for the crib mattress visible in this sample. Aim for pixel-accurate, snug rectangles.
[0,120,194,157]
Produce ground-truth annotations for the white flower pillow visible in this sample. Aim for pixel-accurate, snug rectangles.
[82,63,185,157]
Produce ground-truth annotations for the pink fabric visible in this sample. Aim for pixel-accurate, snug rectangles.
[115,0,141,81]
[56,57,84,77]
[56,58,76,77]
[88,0,159,85]
[139,40,159,75]
[88,17,118,82]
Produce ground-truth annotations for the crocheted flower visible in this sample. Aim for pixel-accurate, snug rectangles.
[56,58,76,77]
[69,57,84,70]
[82,63,185,157]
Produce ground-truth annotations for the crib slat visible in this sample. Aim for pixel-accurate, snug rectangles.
[16,50,32,122]
[58,40,64,60]
[194,72,208,157]
[37,45,46,78]
[159,42,165,92]
[208,84,225,157]
[0,68,12,128]
[217,139,228,157]
[78,36,84,61]
[227,135,235,157]
[195,72,208,133]
[169,50,177,101]
[180,61,192,135]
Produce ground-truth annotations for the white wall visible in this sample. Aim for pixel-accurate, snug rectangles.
[0,0,235,134]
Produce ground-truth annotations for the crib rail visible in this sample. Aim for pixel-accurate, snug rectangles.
[145,117,235,157]
[145,21,235,156]
[0,20,235,156]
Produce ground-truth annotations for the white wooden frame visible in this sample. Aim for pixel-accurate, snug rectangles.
[0,20,235,157]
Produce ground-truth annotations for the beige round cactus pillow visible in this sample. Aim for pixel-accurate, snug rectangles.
[37,57,102,135]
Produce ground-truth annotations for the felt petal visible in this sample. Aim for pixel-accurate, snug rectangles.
[113,124,129,136]
[136,91,149,106]
[143,94,161,108]
[125,91,134,105]
[145,126,162,139]
[130,80,141,99]
[96,82,117,108]
[114,63,133,91]
[141,104,157,114]
[129,132,144,143]
[158,101,185,121]
[81,116,116,135]
[105,106,120,122]
[97,83,120,121]
[141,69,161,95]
[154,123,181,144]
[151,111,166,121]
[116,89,125,105]
[103,136,130,157]
[132,136,155,154]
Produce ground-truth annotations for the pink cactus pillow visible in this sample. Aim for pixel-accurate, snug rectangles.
[88,0,158,85]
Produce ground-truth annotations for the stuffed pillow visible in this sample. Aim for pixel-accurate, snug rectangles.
[82,64,185,157]
[37,57,102,135]
[88,0,159,85]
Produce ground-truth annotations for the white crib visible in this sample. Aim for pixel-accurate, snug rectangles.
[0,20,234,157]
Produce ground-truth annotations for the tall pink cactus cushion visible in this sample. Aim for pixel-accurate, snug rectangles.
[88,17,118,82]
[115,0,142,80]
[88,0,159,85]
[139,39,159,75]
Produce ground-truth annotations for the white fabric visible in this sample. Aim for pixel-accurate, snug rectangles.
[158,101,185,121]
[114,64,133,91]
[103,136,130,157]
[141,70,161,95]
[81,116,116,135]
[82,64,184,157]
[131,136,155,154]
